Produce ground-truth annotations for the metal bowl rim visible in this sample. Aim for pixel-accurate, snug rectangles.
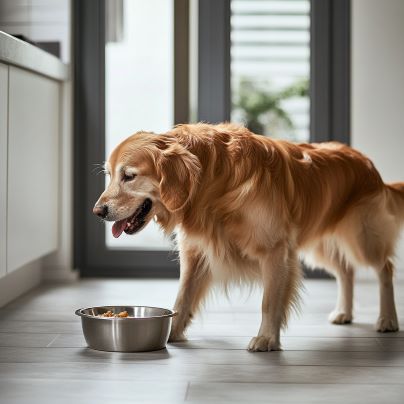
[75,305,177,320]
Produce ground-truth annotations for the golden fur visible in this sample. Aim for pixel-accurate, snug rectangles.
[94,123,403,351]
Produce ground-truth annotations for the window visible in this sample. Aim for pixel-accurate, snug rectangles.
[231,0,310,142]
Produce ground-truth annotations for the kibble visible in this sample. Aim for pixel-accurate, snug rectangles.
[99,310,129,318]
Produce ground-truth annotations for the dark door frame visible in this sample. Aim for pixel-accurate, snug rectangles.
[198,0,231,122]
[74,0,350,277]
[73,0,186,277]
[310,0,351,144]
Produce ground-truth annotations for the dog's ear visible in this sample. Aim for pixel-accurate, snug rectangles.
[157,143,201,212]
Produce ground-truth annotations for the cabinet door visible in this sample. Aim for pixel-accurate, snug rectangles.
[7,67,59,273]
[0,64,7,278]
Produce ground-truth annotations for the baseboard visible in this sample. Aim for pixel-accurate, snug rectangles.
[42,264,79,282]
[0,260,42,307]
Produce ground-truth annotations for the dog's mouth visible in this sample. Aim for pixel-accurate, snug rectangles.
[112,198,153,238]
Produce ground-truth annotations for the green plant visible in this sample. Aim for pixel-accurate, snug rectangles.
[233,78,309,136]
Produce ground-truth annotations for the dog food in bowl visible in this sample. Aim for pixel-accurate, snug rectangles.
[99,310,129,318]
[75,306,177,352]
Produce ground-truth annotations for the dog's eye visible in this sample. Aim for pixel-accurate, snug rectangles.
[123,173,137,182]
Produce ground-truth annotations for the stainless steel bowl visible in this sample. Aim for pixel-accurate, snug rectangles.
[75,306,176,352]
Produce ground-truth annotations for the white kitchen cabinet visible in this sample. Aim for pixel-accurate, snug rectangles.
[7,66,59,273]
[0,63,7,278]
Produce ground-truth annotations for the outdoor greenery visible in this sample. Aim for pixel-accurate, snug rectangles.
[233,78,309,136]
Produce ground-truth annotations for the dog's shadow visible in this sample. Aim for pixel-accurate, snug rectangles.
[168,339,240,350]
[339,321,404,337]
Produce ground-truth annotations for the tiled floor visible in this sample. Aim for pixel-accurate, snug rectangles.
[0,278,404,403]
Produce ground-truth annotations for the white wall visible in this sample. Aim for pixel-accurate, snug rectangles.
[352,0,404,270]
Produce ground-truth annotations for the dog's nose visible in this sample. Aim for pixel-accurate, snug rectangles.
[93,204,108,219]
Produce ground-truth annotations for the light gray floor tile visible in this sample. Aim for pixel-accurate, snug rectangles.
[186,382,404,403]
[0,333,58,347]
[0,379,187,404]
[0,320,82,334]
[170,336,382,352]
[186,322,404,338]
[47,333,86,347]
[376,337,404,351]
[1,346,404,367]
[1,362,404,385]
[0,310,80,322]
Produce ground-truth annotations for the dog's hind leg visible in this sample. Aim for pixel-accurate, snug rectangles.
[313,244,354,325]
[169,247,212,342]
[375,259,399,332]
[328,264,354,325]
[248,243,302,352]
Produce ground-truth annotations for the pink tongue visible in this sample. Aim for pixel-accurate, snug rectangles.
[112,219,128,238]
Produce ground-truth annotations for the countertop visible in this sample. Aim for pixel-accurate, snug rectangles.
[0,31,68,81]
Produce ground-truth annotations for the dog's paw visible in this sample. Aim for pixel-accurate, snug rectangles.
[328,310,353,325]
[376,316,399,332]
[247,336,281,352]
[168,330,187,342]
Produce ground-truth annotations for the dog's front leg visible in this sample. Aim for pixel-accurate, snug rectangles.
[169,247,212,342]
[248,244,301,352]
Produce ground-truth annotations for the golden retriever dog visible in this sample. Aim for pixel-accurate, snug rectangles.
[93,123,403,351]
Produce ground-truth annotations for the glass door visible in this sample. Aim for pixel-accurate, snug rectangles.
[104,0,173,251]
[74,0,181,277]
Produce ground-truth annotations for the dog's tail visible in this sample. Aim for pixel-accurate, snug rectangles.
[387,182,404,222]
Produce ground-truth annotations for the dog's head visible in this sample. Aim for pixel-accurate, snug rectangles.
[93,132,201,238]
